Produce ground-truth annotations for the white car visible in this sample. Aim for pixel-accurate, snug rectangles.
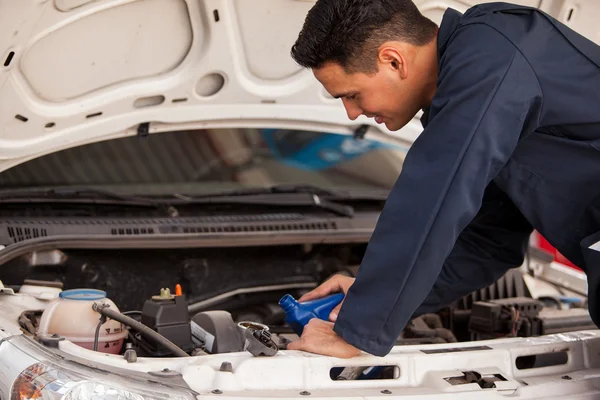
[1,1,600,399]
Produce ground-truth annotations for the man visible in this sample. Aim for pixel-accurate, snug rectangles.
[286,0,600,358]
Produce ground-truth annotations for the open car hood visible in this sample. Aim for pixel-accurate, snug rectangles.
[0,0,596,175]
[0,0,427,176]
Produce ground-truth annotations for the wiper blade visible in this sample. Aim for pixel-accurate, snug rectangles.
[170,193,354,217]
[0,187,183,217]
[172,184,355,217]
[0,187,159,205]
[186,184,339,198]
[0,185,359,218]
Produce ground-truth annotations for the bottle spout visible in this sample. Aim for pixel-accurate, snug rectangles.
[278,294,297,313]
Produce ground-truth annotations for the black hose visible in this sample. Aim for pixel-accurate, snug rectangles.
[93,315,106,351]
[93,303,190,358]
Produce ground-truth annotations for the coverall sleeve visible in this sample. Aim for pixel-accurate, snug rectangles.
[413,181,533,316]
[333,24,543,356]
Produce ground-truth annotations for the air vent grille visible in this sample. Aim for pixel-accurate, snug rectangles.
[1,214,335,242]
[8,226,48,243]
[181,221,338,234]
[195,214,304,223]
[3,214,304,226]
[110,228,155,236]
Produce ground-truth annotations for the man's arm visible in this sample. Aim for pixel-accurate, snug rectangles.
[333,24,543,356]
[414,181,533,316]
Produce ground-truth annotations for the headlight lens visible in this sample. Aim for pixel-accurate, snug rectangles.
[12,362,192,400]
[5,336,195,400]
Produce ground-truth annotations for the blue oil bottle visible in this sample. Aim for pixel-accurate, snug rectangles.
[278,293,344,335]
[279,292,384,380]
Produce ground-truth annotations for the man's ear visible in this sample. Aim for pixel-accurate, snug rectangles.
[378,46,408,79]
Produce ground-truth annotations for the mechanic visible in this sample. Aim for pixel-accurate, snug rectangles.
[286,0,600,358]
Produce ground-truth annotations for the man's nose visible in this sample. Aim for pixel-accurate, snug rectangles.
[342,99,361,121]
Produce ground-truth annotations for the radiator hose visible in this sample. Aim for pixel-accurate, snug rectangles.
[92,303,190,358]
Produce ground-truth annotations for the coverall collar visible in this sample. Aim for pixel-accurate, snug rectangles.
[437,8,463,59]
[421,8,463,128]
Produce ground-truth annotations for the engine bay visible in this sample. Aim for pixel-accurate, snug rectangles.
[1,243,595,380]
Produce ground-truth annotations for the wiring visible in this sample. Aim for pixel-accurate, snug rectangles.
[511,308,520,337]
[497,306,523,338]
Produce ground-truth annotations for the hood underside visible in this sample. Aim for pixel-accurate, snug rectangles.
[0,0,423,175]
[0,0,594,174]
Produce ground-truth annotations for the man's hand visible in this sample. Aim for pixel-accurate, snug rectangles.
[286,319,360,358]
[299,274,355,322]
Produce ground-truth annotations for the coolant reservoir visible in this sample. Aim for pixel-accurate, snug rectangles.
[38,289,127,354]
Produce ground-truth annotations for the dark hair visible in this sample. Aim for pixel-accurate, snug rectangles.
[291,0,437,74]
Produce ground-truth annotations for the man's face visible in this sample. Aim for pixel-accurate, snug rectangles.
[313,61,424,132]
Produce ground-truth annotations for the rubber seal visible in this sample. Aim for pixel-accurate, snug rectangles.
[59,289,106,301]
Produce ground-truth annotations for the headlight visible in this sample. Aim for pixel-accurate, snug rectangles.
[12,361,191,400]
[3,336,196,400]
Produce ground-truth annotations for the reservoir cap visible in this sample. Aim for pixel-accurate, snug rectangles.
[59,289,106,301]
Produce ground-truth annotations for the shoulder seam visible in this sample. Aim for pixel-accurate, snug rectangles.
[457,22,545,122]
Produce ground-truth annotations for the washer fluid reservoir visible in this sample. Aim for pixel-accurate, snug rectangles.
[38,289,127,354]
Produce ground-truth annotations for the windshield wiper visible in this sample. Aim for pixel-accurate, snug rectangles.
[0,187,159,205]
[0,187,181,216]
[180,193,355,217]
[167,184,356,217]
[182,184,339,198]
[0,185,357,217]
[0,184,336,201]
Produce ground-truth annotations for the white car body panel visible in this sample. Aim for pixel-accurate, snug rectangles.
[1,261,599,398]
[2,292,600,399]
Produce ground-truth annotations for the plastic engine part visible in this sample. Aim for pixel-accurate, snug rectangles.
[140,292,194,356]
[469,297,543,338]
[242,326,278,357]
[190,311,244,354]
[38,289,126,354]
[537,308,596,335]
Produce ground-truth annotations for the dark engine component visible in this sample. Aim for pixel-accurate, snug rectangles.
[400,314,458,344]
[438,269,533,342]
[137,288,195,356]
[536,308,596,335]
[190,311,244,354]
[469,297,542,338]
[241,324,278,357]
[469,297,594,340]
[456,269,531,310]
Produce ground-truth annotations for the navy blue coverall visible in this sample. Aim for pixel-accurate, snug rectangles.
[333,3,600,356]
